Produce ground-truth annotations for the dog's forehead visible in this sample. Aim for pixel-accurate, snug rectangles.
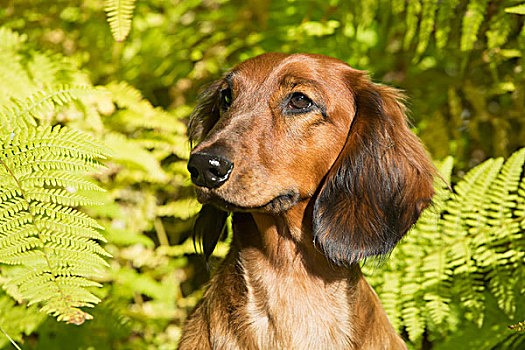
[230,53,349,87]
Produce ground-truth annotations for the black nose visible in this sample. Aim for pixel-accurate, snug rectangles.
[187,153,234,189]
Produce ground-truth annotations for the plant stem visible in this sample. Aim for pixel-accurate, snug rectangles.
[0,324,22,350]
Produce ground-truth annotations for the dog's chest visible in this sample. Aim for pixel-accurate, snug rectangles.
[242,266,355,350]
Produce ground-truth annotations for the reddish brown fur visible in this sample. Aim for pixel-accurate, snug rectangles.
[179,53,434,349]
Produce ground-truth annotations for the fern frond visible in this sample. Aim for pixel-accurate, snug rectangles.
[25,188,102,207]
[415,0,438,58]
[33,203,103,230]
[0,116,109,324]
[36,216,106,242]
[113,109,186,134]
[486,149,525,220]
[401,270,426,341]
[481,149,525,317]
[20,276,101,306]
[486,7,513,50]
[106,81,186,134]
[444,156,503,326]
[371,149,525,342]
[0,225,37,249]
[156,198,201,219]
[461,0,490,51]
[7,155,103,179]
[0,291,45,349]
[0,86,97,131]
[104,132,168,182]
[137,134,190,160]
[40,230,110,258]
[404,0,422,50]
[391,0,406,15]
[104,0,136,42]
[2,127,108,182]
[380,272,402,331]
[106,81,143,106]
[0,198,29,220]
[6,125,109,160]
[0,250,46,265]
[0,27,27,52]
[0,212,32,234]
[20,171,103,192]
[435,0,460,49]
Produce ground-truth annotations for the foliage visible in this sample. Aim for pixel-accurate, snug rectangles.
[0,0,524,349]
[5,0,524,168]
[0,25,198,348]
[104,0,136,42]
[0,26,112,327]
[0,29,114,324]
[85,80,202,349]
[0,290,45,350]
[364,149,525,348]
[0,118,109,324]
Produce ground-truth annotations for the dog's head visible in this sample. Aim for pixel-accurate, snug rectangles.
[188,53,434,265]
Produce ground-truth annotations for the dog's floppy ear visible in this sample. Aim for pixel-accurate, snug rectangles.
[193,204,228,261]
[189,80,229,260]
[313,72,435,266]
[188,80,222,146]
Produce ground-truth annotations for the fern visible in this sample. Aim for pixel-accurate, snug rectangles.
[403,0,422,50]
[0,27,27,52]
[0,290,44,349]
[391,0,406,15]
[486,7,513,50]
[0,86,96,132]
[0,90,110,324]
[366,148,525,346]
[461,0,490,51]
[435,0,460,49]
[105,0,136,42]
[415,0,438,58]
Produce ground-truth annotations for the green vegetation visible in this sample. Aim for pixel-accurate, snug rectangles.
[0,0,523,348]
[364,151,525,348]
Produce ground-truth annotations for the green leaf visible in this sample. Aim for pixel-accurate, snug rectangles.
[461,0,490,51]
[104,0,136,42]
[415,0,439,58]
[505,5,525,15]
[0,94,110,324]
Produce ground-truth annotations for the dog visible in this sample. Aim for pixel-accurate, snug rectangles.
[179,53,435,349]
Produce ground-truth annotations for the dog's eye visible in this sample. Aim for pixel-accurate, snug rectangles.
[288,92,312,111]
[221,88,233,109]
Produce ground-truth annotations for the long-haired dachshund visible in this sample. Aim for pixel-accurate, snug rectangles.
[179,53,434,350]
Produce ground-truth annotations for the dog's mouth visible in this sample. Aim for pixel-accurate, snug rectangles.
[195,189,300,213]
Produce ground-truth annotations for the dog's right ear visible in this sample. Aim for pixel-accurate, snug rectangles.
[188,80,222,146]
[312,73,435,267]
[193,204,229,261]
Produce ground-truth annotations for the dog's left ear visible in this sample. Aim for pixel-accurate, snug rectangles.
[313,72,435,266]
[188,80,222,146]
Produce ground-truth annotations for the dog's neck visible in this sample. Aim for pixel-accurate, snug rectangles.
[241,200,351,279]
[231,201,354,348]
[227,201,404,349]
